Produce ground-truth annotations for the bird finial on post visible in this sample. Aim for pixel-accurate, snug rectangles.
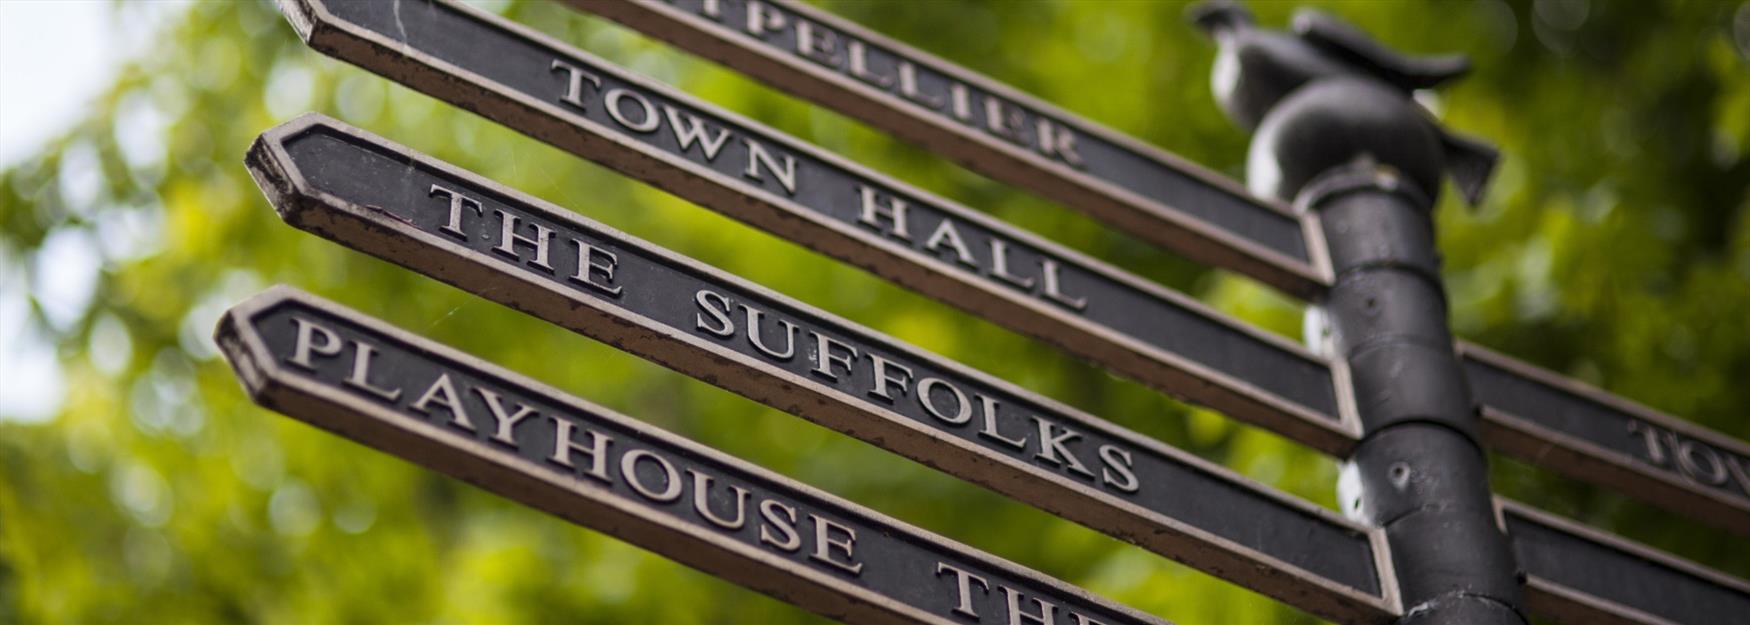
[1189,2,1498,207]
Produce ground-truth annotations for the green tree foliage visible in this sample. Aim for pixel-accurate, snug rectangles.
[2,1,1746,623]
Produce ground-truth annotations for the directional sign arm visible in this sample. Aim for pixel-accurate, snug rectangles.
[245,114,1400,624]
[1498,499,1750,625]
[1464,342,1750,536]
[275,0,1362,454]
[571,0,1331,299]
[215,286,1169,625]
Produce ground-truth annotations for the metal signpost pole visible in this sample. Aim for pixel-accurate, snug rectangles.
[1298,172,1523,625]
[1192,5,1523,623]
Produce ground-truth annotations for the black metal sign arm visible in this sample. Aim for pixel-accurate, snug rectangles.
[245,115,1401,624]
[1464,343,1750,536]
[214,286,1171,625]
[1497,499,1750,625]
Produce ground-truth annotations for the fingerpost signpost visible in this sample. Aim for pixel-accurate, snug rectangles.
[219,1,1750,623]
[575,0,1750,538]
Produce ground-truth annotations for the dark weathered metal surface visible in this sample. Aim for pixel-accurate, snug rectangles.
[214,286,1171,625]
[274,0,1362,455]
[243,114,1400,624]
[1499,499,1750,625]
[1297,170,1521,625]
[1466,343,1750,536]
[1205,3,1526,618]
[567,0,1750,535]
[570,0,1329,299]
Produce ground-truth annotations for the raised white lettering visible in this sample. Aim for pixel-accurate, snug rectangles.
[984,96,1028,144]
[866,352,913,403]
[1032,417,1094,478]
[622,449,683,502]
[694,290,736,337]
[550,59,603,110]
[549,416,613,482]
[794,20,840,66]
[1040,258,1088,311]
[744,1,786,38]
[977,395,1030,450]
[1001,586,1058,625]
[1628,420,1669,465]
[1034,118,1085,168]
[810,332,860,382]
[429,184,483,240]
[345,342,402,402]
[935,562,990,619]
[897,61,945,108]
[1727,455,1750,496]
[1098,445,1140,493]
[410,373,474,431]
[472,387,538,445]
[567,240,622,296]
[605,88,661,133]
[742,139,799,195]
[923,219,978,267]
[288,317,342,370]
[808,514,864,575]
[758,499,802,551]
[846,40,893,88]
[989,238,1035,288]
[493,210,555,272]
[950,83,974,122]
[857,184,911,241]
[918,378,973,425]
[1678,440,1730,486]
[742,304,799,360]
[688,469,750,530]
[663,105,733,161]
